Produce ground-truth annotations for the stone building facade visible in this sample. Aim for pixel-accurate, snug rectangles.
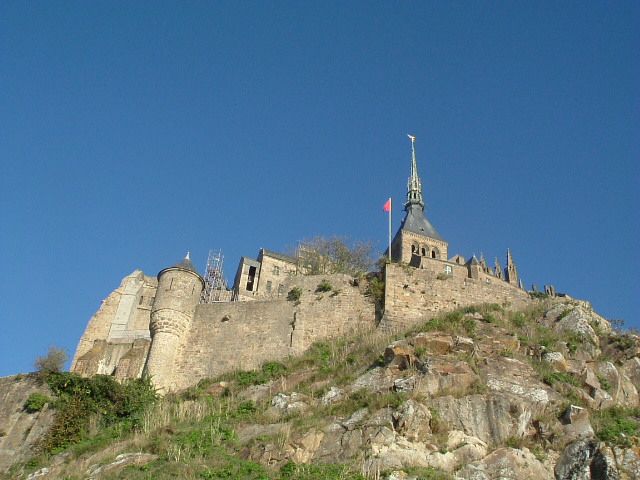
[72,136,534,392]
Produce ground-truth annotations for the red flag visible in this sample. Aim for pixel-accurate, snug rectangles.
[383,198,391,212]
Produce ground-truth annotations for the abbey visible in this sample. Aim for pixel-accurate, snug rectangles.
[71,138,534,392]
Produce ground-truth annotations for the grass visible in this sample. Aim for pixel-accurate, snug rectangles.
[592,407,640,447]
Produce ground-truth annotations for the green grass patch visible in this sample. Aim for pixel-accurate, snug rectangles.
[593,407,640,447]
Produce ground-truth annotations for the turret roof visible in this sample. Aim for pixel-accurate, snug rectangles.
[172,252,200,275]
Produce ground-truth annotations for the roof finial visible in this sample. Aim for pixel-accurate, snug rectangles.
[185,251,191,261]
[405,134,424,210]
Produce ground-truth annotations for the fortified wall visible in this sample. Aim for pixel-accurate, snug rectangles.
[380,261,531,331]
[73,270,376,392]
[71,136,544,393]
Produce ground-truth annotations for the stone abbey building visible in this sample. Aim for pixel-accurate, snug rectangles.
[72,138,532,392]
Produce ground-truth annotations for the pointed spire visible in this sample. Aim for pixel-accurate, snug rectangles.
[505,248,519,286]
[494,257,503,279]
[405,134,424,210]
[185,251,191,261]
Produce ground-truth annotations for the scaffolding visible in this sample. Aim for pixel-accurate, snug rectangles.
[200,250,233,303]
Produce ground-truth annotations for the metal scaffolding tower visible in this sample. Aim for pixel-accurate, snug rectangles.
[200,250,233,303]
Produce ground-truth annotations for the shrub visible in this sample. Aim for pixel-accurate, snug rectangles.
[34,347,67,376]
[365,276,385,306]
[287,287,302,301]
[315,280,332,293]
[24,393,50,413]
[529,291,549,299]
[38,373,156,453]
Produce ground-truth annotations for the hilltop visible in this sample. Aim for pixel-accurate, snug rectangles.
[2,297,639,479]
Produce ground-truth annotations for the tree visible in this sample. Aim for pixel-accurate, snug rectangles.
[297,236,373,276]
[34,346,68,375]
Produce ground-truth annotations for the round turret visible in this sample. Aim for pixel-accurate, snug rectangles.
[145,253,204,392]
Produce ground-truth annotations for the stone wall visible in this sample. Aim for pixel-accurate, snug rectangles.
[381,261,531,330]
[169,273,376,391]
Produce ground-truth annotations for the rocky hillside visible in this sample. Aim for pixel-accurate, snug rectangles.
[3,298,640,479]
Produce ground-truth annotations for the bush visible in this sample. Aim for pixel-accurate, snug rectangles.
[38,372,157,453]
[315,280,333,293]
[24,393,50,413]
[34,347,67,376]
[287,287,302,302]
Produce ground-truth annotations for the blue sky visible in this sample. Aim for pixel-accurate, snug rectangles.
[0,1,638,376]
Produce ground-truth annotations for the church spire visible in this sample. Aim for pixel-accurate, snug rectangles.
[405,134,424,210]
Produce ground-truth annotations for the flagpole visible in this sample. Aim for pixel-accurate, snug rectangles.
[388,198,392,262]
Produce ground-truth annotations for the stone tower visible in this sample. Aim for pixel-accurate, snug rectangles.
[504,249,520,287]
[390,135,448,264]
[144,253,204,392]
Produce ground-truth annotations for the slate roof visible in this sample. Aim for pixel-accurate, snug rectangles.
[172,256,200,275]
[399,204,444,241]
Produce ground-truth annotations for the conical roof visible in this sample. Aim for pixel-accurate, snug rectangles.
[399,204,444,241]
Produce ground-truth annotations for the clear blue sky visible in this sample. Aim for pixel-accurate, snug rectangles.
[1,1,638,376]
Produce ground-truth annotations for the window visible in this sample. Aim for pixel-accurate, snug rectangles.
[246,266,257,291]
[277,284,285,296]
[273,265,280,276]
[421,247,426,256]
[444,265,453,275]
[266,280,272,293]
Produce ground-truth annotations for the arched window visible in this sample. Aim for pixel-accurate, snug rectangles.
[421,247,426,256]
[411,245,416,253]
[431,251,436,258]
[432,247,440,259]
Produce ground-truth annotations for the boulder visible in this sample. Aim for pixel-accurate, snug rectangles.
[392,399,432,441]
[555,439,621,480]
[271,392,309,414]
[544,352,569,372]
[431,394,531,445]
[560,405,594,441]
[411,333,454,355]
[384,341,419,370]
[455,447,552,480]
[485,357,554,405]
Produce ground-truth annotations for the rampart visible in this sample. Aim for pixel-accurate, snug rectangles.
[169,273,375,390]
[72,272,376,391]
[380,261,531,330]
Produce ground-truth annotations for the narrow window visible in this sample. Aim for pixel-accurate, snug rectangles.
[266,280,272,293]
[278,284,285,296]
[139,296,144,305]
[274,265,280,276]
[431,251,436,258]
[421,247,426,256]
[246,266,257,291]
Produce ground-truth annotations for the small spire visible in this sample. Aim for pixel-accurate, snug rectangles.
[185,251,191,261]
[405,134,424,210]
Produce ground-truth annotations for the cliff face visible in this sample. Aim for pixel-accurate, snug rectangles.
[0,376,54,473]
[4,299,640,480]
